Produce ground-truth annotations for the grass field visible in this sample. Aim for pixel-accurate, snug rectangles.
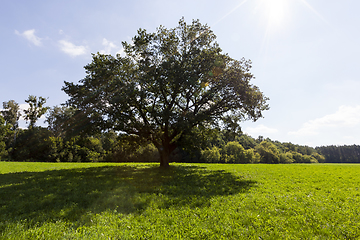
[0,162,359,239]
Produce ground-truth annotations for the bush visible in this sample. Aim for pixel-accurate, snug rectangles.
[252,152,261,163]
[43,136,64,162]
[11,127,52,161]
[255,141,280,164]
[201,146,221,163]
[279,152,294,164]
[223,141,247,163]
[133,143,159,162]
[311,152,325,163]
[244,149,256,163]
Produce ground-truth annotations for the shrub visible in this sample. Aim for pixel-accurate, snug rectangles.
[279,152,294,164]
[201,146,221,163]
[133,143,159,162]
[244,148,255,163]
[223,141,247,163]
[255,141,280,164]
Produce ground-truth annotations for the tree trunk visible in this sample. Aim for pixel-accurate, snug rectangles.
[155,132,177,168]
[159,149,170,168]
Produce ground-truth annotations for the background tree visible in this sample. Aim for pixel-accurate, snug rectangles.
[223,141,246,163]
[279,152,294,164]
[1,100,21,146]
[0,115,11,160]
[46,106,85,139]
[236,134,257,149]
[23,95,49,129]
[316,145,360,163]
[256,141,280,164]
[1,100,21,131]
[63,18,269,167]
[10,127,52,161]
[201,146,221,163]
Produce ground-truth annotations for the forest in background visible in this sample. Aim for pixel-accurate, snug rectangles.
[1,99,359,164]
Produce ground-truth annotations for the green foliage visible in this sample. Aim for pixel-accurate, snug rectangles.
[235,134,257,149]
[311,152,325,163]
[1,163,360,239]
[62,18,269,167]
[291,151,318,163]
[316,145,360,163]
[0,115,11,160]
[245,148,258,163]
[8,129,106,163]
[279,152,295,164]
[200,146,221,163]
[1,100,21,130]
[2,121,327,164]
[256,141,280,164]
[46,105,77,138]
[23,95,49,129]
[223,141,246,163]
[10,127,53,161]
[253,151,261,163]
[43,136,64,162]
[133,143,159,162]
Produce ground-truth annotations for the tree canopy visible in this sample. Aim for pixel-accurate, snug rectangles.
[63,18,269,167]
[1,100,21,131]
[23,95,49,129]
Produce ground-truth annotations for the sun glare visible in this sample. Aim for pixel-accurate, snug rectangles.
[213,0,326,51]
[261,0,290,30]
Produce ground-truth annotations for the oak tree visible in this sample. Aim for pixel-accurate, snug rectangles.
[63,19,269,167]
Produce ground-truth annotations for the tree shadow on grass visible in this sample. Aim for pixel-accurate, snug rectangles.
[0,165,256,226]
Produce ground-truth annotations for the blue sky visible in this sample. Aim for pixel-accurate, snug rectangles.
[1,0,360,147]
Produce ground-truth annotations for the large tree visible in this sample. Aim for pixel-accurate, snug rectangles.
[63,18,269,167]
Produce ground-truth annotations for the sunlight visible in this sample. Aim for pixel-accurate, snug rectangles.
[261,0,290,30]
[210,0,326,55]
[212,0,249,26]
[256,0,291,53]
[269,0,287,26]
[299,0,327,23]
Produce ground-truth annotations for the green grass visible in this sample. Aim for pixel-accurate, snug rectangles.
[0,162,359,239]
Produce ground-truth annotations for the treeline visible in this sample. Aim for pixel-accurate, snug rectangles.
[0,97,337,164]
[0,97,325,163]
[187,133,325,164]
[316,145,360,163]
[0,125,325,164]
[3,127,160,163]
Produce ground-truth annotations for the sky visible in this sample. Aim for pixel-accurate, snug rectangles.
[1,0,360,147]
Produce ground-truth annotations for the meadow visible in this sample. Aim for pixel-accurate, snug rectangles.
[0,162,359,239]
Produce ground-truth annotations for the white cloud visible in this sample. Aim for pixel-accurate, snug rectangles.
[58,40,88,57]
[100,38,117,54]
[15,29,42,46]
[244,124,278,135]
[116,48,125,56]
[100,38,125,56]
[19,103,29,110]
[18,103,29,121]
[289,105,360,136]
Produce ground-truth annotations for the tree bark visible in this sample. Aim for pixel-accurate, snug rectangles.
[157,142,177,168]
[159,149,170,168]
[155,131,177,168]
